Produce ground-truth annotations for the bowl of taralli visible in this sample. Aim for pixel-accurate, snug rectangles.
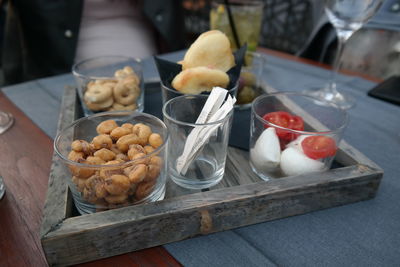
[73,56,144,115]
[155,30,246,103]
[54,111,168,214]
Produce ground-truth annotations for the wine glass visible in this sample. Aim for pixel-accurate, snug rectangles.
[307,0,384,109]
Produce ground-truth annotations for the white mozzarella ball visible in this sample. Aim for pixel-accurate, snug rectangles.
[250,127,281,172]
[287,135,308,152]
[280,147,325,176]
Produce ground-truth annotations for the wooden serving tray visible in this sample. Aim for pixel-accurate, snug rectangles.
[40,85,383,266]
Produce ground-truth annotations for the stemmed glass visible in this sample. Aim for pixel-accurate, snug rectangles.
[307,0,384,109]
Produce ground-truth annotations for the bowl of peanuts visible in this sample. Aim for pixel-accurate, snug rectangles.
[72,56,144,115]
[54,111,168,214]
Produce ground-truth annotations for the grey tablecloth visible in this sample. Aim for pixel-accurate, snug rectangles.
[3,51,400,266]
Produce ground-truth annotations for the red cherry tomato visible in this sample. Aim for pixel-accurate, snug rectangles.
[263,111,291,129]
[262,111,305,145]
[263,111,291,140]
[301,136,337,160]
[289,116,304,131]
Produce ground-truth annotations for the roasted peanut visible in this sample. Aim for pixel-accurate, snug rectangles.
[136,181,156,200]
[148,133,163,148]
[143,145,155,154]
[86,156,106,165]
[123,165,135,176]
[68,150,85,162]
[105,194,128,204]
[130,152,149,165]
[132,123,152,146]
[144,164,161,182]
[110,126,131,141]
[94,148,116,161]
[83,187,97,203]
[96,119,118,134]
[110,144,122,155]
[95,183,108,199]
[99,160,123,178]
[128,164,148,183]
[115,153,129,162]
[69,164,95,179]
[85,175,103,190]
[92,134,113,150]
[71,140,92,155]
[149,156,163,167]
[121,123,134,130]
[116,134,141,152]
[127,144,146,159]
[104,174,131,195]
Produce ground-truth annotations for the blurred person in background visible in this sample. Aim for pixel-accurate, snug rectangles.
[0,0,185,85]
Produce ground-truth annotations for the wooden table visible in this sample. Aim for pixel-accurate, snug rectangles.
[0,49,381,266]
[0,92,182,266]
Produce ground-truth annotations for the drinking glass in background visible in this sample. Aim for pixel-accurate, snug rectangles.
[163,95,234,189]
[210,0,264,52]
[250,92,348,181]
[236,51,266,108]
[72,56,144,115]
[306,0,384,109]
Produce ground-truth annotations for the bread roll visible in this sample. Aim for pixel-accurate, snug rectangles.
[172,66,229,94]
[181,30,235,72]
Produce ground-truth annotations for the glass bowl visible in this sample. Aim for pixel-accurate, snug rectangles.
[54,111,168,214]
[249,92,348,181]
[72,56,144,115]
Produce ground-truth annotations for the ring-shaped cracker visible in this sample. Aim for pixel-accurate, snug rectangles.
[113,80,140,105]
[85,97,114,111]
[84,84,113,103]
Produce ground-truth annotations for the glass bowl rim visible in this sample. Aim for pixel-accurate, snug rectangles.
[251,91,349,135]
[72,55,142,81]
[54,110,169,168]
[162,94,234,127]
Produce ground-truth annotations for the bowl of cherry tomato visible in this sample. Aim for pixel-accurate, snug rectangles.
[249,92,348,181]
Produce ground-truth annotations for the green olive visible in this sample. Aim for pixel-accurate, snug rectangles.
[237,86,256,104]
[241,71,256,86]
